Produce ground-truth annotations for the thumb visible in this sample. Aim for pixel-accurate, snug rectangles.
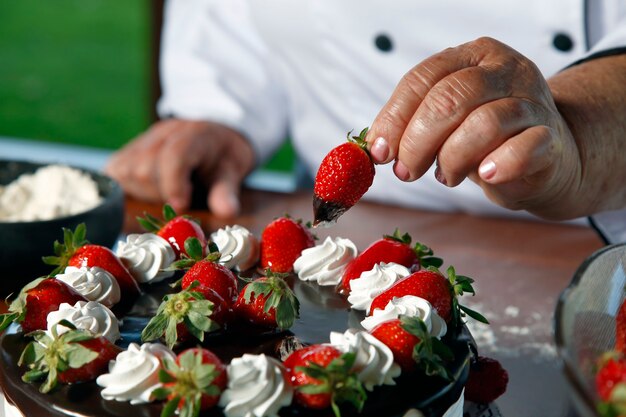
[206,161,243,218]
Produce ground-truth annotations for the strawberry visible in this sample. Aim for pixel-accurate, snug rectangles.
[464,355,509,404]
[370,316,453,375]
[43,224,140,308]
[175,239,239,304]
[137,204,206,259]
[369,266,488,326]
[234,270,300,330]
[313,128,375,226]
[616,300,626,353]
[260,216,315,273]
[338,229,442,293]
[141,282,227,349]
[152,347,227,417]
[18,321,121,393]
[283,344,366,416]
[0,277,87,334]
[595,352,626,417]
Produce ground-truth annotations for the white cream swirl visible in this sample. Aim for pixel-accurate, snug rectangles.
[96,343,176,404]
[55,266,121,307]
[293,236,358,286]
[361,295,447,338]
[347,263,410,311]
[329,328,401,391]
[211,225,260,271]
[46,301,120,343]
[219,354,293,417]
[116,233,176,284]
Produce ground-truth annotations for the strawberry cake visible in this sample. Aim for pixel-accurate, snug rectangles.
[0,208,487,417]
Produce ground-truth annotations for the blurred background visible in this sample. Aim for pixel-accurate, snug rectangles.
[0,0,294,175]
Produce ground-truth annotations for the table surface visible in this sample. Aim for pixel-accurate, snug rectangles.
[122,189,605,417]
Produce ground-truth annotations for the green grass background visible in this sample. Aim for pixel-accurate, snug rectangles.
[0,0,293,171]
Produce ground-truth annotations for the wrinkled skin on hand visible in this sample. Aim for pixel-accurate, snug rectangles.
[367,37,583,220]
[105,119,255,218]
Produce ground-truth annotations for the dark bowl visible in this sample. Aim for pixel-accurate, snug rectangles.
[554,243,626,417]
[0,159,124,297]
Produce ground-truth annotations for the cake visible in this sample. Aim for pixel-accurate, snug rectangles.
[0,211,478,417]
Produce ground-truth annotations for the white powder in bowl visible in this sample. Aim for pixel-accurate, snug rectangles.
[0,164,102,222]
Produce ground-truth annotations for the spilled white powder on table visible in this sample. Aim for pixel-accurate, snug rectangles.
[0,165,102,222]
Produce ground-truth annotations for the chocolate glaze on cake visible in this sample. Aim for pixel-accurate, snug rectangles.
[0,275,472,417]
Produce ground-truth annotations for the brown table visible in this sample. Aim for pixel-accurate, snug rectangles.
[124,188,604,417]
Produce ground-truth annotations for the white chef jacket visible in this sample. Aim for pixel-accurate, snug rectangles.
[157,0,626,240]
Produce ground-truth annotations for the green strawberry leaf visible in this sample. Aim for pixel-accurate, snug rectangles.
[184,237,205,260]
[163,204,177,222]
[161,395,181,417]
[164,315,179,349]
[459,304,489,324]
[65,344,99,369]
[141,313,169,342]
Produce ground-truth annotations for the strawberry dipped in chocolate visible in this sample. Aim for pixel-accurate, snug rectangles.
[313,128,375,226]
[137,204,206,259]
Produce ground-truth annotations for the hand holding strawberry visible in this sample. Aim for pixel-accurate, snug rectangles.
[234,269,300,330]
[283,344,366,417]
[151,347,227,417]
[137,204,206,259]
[18,320,121,393]
[313,128,375,226]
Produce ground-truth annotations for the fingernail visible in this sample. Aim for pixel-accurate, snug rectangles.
[479,160,497,180]
[393,160,411,181]
[370,137,389,163]
[435,166,447,186]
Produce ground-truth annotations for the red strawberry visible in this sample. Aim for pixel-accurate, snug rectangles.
[313,128,375,226]
[0,277,87,334]
[616,301,626,353]
[338,229,442,293]
[464,356,509,404]
[369,266,488,326]
[370,315,453,375]
[260,216,315,273]
[141,282,228,349]
[283,344,366,415]
[152,347,227,416]
[137,204,206,259]
[43,224,140,307]
[176,239,239,304]
[19,322,121,393]
[234,270,300,330]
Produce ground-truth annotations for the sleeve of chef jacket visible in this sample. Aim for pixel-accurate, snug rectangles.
[156,0,289,164]
[572,19,626,244]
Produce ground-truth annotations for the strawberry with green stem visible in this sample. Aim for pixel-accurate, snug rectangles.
[369,266,488,327]
[43,223,140,308]
[313,128,375,226]
[137,204,206,259]
[338,229,442,293]
[19,320,121,393]
[141,281,227,349]
[370,315,453,376]
[284,345,366,417]
[0,277,86,334]
[152,347,227,417]
[234,269,300,330]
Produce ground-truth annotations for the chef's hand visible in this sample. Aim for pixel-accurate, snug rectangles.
[105,119,255,217]
[367,37,580,220]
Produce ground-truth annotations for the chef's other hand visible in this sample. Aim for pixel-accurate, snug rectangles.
[367,37,580,220]
[105,119,255,217]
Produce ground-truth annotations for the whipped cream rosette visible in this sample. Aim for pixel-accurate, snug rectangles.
[347,263,411,311]
[116,233,176,284]
[219,353,293,417]
[294,236,358,286]
[211,225,260,271]
[96,343,176,404]
[46,300,120,343]
[361,295,447,338]
[329,328,401,391]
[55,265,121,307]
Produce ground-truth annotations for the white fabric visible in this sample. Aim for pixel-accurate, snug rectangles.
[158,0,626,221]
